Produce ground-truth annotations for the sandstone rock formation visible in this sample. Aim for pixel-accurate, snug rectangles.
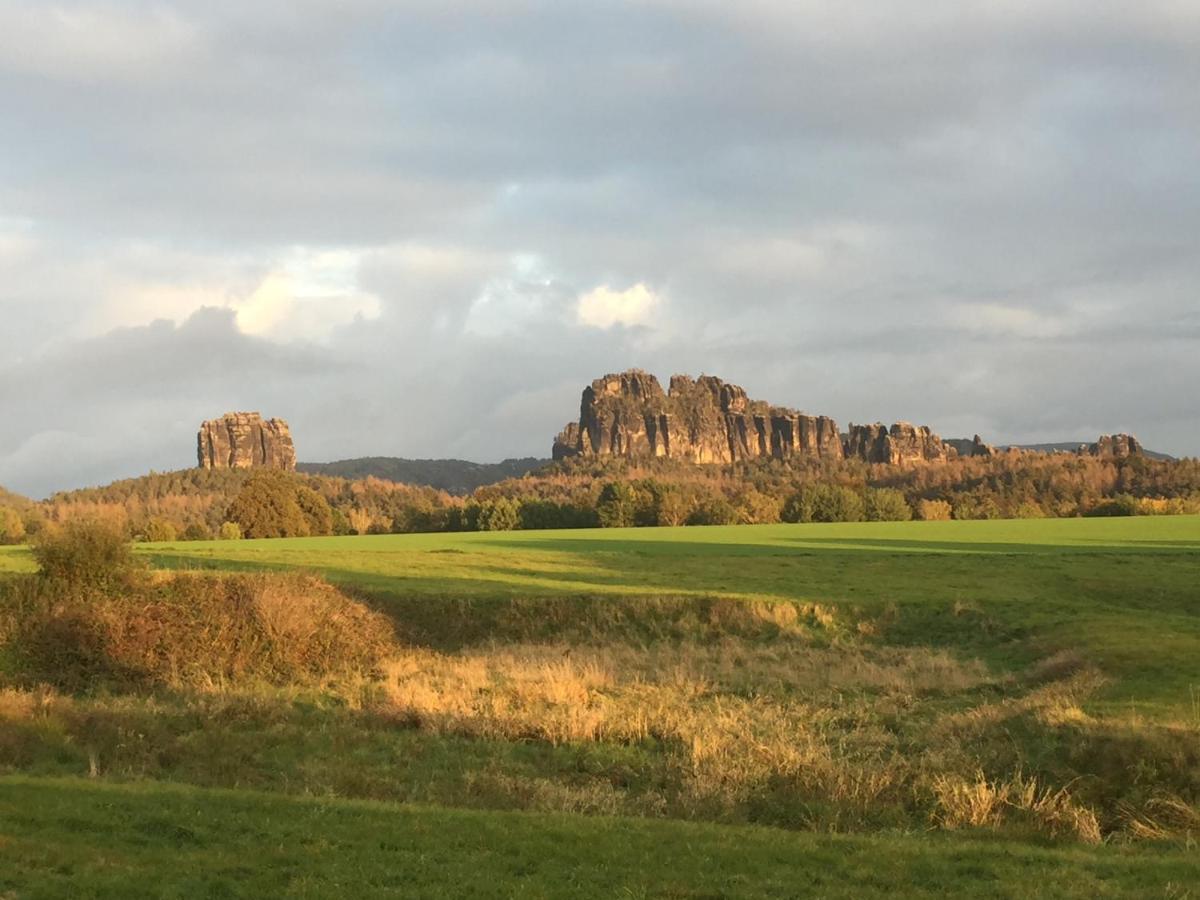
[845,422,954,464]
[197,412,296,471]
[968,434,996,458]
[1079,434,1143,459]
[570,371,847,465]
[555,370,950,466]
[552,423,581,461]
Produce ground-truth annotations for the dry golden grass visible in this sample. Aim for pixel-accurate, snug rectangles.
[3,557,1197,846]
[5,572,396,691]
[368,633,1175,841]
[933,770,1102,843]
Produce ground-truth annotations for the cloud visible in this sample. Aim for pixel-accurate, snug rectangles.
[0,1,1197,494]
[578,284,662,329]
[231,250,383,340]
[0,3,201,84]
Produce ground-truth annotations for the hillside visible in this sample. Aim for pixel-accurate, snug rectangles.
[298,456,549,494]
[3,517,1198,895]
[39,467,458,538]
[0,486,31,510]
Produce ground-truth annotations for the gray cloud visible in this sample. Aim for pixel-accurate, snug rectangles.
[0,1,1197,496]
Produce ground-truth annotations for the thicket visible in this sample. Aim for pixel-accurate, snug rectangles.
[0,520,394,690]
[11,451,1200,541]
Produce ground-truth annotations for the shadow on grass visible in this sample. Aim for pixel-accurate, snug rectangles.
[485,534,1200,557]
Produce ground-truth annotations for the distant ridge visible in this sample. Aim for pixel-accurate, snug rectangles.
[946,440,1175,462]
[297,457,550,495]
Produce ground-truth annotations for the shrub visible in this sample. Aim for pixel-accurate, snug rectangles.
[478,497,520,531]
[330,508,353,536]
[735,489,783,525]
[7,572,396,690]
[687,496,738,526]
[781,490,815,524]
[864,488,912,522]
[1086,494,1140,517]
[391,499,455,534]
[218,521,244,541]
[953,495,1001,520]
[181,523,212,541]
[347,507,374,536]
[226,471,312,539]
[1013,500,1046,519]
[0,507,26,545]
[454,501,482,532]
[597,482,637,528]
[296,486,334,536]
[655,488,692,527]
[31,520,144,597]
[815,485,865,522]
[785,485,865,523]
[916,499,953,521]
[518,499,596,530]
[142,518,178,543]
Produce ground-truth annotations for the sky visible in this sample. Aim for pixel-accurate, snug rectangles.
[1,1,1197,498]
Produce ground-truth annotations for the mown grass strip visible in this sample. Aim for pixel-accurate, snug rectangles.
[1,776,1196,899]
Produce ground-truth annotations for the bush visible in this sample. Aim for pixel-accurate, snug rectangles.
[784,485,865,523]
[1086,494,1140,517]
[218,521,244,541]
[330,508,353,536]
[518,499,597,530]
[478,497,520,531]
[654,488,692,527]
[687,497,738,526]
[916,499,953,521]
[181,523,212,541]
[952,495,1002,520]
[815,485,865,522]
[31,520,144,597]
[142,518,178,543]
[735,489,783,525]
[6,572,396,691]
[1013,500,1046,519]
[597,482,637,528]
[296,486,334,536]
[226,471,312,539]
[864,488,912,522]
[0,506,26,544]
[781,490,814,524]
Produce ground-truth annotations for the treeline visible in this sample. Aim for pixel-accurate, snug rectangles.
[466,452,1200,530]
[0,469,459,543]
[2,451,1198,543]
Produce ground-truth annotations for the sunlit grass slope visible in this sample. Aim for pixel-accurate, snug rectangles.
[2,516,1197,896]
[135,516,1200,718]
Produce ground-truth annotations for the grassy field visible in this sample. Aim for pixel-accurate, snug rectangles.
[3,776,1197,899]
[115,515,1200,718]
[1,516,1198,896]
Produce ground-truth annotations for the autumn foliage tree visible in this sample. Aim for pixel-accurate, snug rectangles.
[226,471,333,539]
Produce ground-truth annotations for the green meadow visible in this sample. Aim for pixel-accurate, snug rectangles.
[137,515,1200,717]
[2,516,1198,896]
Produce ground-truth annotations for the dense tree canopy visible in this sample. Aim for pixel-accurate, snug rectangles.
[10,451,1198,542]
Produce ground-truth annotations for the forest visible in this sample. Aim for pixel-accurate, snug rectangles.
[2,450,1199,543]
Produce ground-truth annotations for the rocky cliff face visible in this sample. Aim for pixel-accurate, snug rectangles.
[197,412,296,471]
[845,422,954,464]
[968,434,996,458]
[552,423,581,461]
[555,370,948,466]
[1080,434,1143,459]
